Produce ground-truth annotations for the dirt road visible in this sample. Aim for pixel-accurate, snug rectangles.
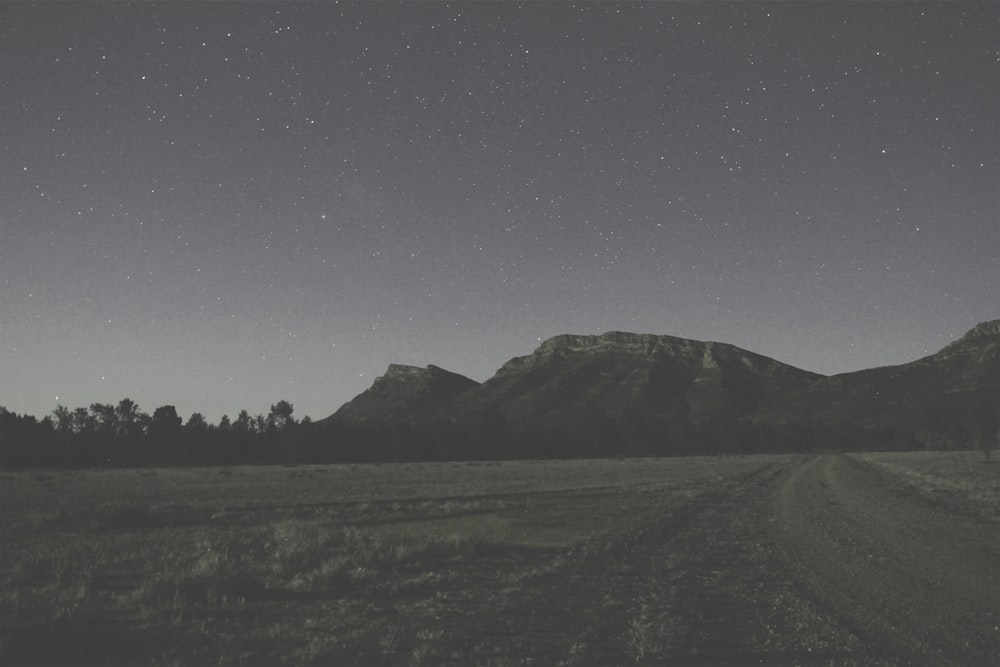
[469,454,1000,665]
[767,454,999,665]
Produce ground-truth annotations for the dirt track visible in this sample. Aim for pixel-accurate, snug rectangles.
[767,454,999,665]
[478,454,1000,665]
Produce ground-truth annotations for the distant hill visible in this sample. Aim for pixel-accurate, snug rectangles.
[454,331,820,419]
[754,319,1000,449]
[432,332,820,457]
[327,364,479,423]
[320,321,999,460]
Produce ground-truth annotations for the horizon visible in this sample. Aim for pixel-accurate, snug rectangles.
[3,319,992,424]
[2,3,997,423]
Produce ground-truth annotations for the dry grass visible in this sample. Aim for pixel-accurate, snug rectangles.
[850,450,1000,522]
[0,455,793,665]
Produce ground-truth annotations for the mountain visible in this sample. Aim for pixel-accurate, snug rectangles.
[455,332,819,418]
[323,331,821,459]
[329,364,479,424]
[321,320,998,460]
[754,319,1000,448]
[433,332,821,457]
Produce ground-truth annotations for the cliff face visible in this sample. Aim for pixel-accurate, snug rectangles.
[474,331,820,422]
[496,332,784,374]
[418,331,823,457]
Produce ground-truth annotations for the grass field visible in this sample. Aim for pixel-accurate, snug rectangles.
[849,450,1000,521]
[1,451,996,665]
[0,456,789,665]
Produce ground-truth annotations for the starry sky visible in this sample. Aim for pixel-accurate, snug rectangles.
[2,2,997,422]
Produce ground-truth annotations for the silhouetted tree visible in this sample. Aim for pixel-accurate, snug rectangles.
[0,409,59,467]
[2,399,330,468]
[185,412,218,464]
[52,404,73,433]
[253,414,268,435]
[262,401,295,464]
[0,408,30,466]
[115,398,146,438]
[71,407,92,434]
[231,410,251,437]
[185,412,208,432]
[268,400,295,431]
[150,405,182,439]
[89,403,117,436]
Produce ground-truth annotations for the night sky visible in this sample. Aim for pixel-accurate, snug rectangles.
[2,2,997,423]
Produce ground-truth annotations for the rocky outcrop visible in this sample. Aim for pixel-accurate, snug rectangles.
[495,332,816,381]
[934,319,1000,370]
[945,319,1000,347]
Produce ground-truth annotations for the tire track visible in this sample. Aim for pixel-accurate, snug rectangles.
[770,454,1000,665]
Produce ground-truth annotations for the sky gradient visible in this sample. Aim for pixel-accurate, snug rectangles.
[2,2,998,422]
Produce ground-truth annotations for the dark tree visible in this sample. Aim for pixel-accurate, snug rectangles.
[185,412,208,432]
[233,410,252,434]
[115,398,144,438]
[89,403,117,435]
[52,404,73,432]
[2,399,325,469]
[253,414,267,435]
[268,400,295,431]
[71,407,92,434]
[149,406,183,440]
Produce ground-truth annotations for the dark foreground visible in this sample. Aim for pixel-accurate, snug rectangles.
[1,452,997,665]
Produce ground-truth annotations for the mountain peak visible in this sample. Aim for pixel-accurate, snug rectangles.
[383,363,425,376]
[939,319,1000,354]
[521,331,812,378]
[331,363,479,422]
[534,330,730,357]
[957,319,1000,342]
[383,363,454,379]
[537,331,673,353]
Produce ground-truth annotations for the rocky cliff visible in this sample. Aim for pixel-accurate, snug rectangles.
[456,331,819,425]
[322,320,998,459]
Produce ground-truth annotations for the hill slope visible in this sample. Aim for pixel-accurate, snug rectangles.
[320,320,998,460]
[754,319,1000,448]
[435,332,821,456]
[329,364,480,424]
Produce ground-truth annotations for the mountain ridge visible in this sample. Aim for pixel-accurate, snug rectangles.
[322,320,999,459]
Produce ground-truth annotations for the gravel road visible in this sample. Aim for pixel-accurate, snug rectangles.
[766,454,999,665]
[503,453,1000,665]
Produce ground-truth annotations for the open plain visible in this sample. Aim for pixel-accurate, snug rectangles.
[1,451,997,666]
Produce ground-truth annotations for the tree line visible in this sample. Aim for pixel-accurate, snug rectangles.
[0,399,332,468]
[2,397,994,469]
